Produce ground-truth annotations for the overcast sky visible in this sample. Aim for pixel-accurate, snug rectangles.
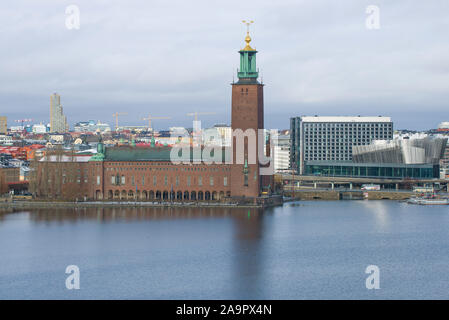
[1,0,448,130]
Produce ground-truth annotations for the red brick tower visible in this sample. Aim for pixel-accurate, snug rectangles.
[230,26,264,198]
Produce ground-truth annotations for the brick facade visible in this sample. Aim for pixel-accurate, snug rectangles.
[96,161,231,201]
[230,83,264,198]
[0,167,20,194]
[33,160,91,200]
[34,159,233,201]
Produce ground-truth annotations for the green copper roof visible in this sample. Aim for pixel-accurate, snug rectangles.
[89,142,105,161]
[90,153,105,161]
[103,146,231,162]
[104,146,173,161]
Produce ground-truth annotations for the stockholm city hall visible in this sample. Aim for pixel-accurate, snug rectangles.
[34,26,275,203]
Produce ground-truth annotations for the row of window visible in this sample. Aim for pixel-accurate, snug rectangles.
[105,166,229,172]
[304,136,391,141]
[304,140,384,144]
[44,174,230,187]
[304,130,391,134]
[110,175,228,187]
[304,126,391,129]
[304,132,391,136]
[106,162,231,167]
[304,123,392,128]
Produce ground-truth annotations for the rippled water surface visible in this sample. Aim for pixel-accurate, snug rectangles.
[0,201,448,299]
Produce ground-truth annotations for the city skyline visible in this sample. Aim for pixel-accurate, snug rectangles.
[1,1,449,303]
[1,1,449,131]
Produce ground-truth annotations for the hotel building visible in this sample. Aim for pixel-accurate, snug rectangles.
[290,116,393,174]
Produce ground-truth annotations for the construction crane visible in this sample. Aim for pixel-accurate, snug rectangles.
[15,119,32,131]
[15,119,32,126]
[112,112,128,131]
[186,112,216,122]
[141,114,171,132]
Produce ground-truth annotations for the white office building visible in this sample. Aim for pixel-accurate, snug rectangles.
[74,120,111,133]
[32,124,47,134]
[290,116,393,174]
[272,132,291,173]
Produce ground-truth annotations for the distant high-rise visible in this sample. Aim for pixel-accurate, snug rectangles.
[50,93,68,133]
[0,116,6,134]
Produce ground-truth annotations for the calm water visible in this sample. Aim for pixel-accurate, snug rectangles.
[0,201,448,299]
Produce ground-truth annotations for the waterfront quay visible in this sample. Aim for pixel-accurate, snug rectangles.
[0,194,284,210]
[283,187,414,200]
[279,174,448,200]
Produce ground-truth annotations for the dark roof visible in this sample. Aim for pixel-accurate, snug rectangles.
[104,146,231,162]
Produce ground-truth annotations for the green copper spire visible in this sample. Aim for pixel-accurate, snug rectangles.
[237,21,258,82]
[90,139,105,161]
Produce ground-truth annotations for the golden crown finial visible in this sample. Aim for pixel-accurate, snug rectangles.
[242,20,255,51]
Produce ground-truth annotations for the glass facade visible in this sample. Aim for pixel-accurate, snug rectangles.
[305,162,439,179]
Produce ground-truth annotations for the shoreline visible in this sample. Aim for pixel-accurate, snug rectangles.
[0,197,405,211]
[0,200,277,209]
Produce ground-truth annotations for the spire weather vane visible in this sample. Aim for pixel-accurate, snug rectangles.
[241,20,255,51]
[242,20,254,33]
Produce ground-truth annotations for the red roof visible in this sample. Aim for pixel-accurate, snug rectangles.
[7,181,29,186]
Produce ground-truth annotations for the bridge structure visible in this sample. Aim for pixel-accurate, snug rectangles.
[278,174,447,189]
[276,174,448,200]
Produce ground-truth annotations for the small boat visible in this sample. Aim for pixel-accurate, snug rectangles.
[407,196,449,205]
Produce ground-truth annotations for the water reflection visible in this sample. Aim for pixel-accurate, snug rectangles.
[231,208,266,298]
[1,202,449,299]
[0,206,264,223]
[0,206,269,299]
[359,201,391,230]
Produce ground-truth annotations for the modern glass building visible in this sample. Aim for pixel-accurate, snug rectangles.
[290,116,393,174]
[305,161,439,179]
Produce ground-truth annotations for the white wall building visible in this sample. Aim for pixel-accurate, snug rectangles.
[32,124,47,134]
[201,125,231,147]
[74,120,111,133]
[213,124,232,147]
[271,131,291,173]
[0,135,13,145]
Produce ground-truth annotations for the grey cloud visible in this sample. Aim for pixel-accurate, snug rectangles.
[0,0,448,130]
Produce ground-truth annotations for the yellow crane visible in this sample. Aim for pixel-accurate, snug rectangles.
[112,112,128,131]
[186,111,216,122]
[142,114,171,131]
